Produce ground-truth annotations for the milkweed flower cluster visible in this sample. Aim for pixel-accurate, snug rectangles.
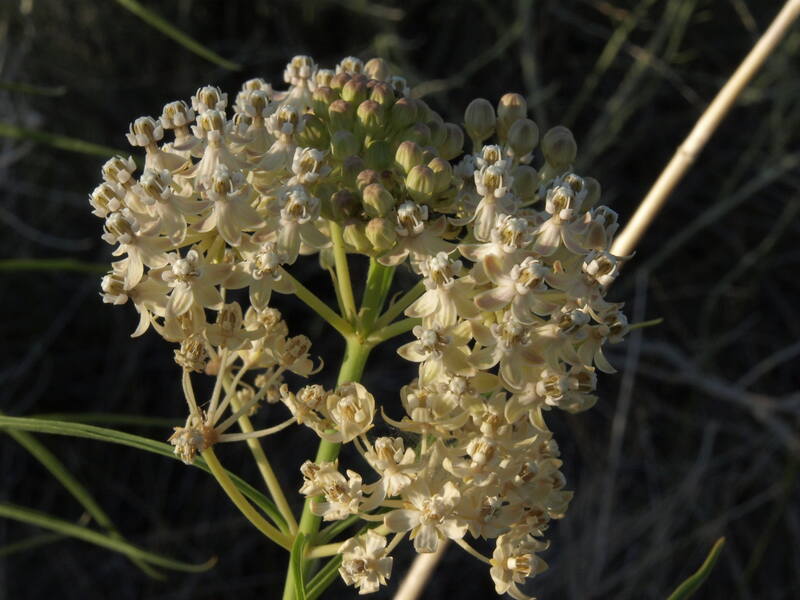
[90,54,628,599]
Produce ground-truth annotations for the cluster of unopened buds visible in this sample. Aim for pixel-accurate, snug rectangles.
[91,54,628,599]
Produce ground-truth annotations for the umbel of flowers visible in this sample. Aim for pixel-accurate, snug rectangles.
[90,54,628,599]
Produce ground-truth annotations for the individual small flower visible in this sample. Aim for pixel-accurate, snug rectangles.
[397,321,475,381]
[363,437,417,498]
[474,255,556,323]
[194,164,263,246]
[532,183,589,256]
[339,532,393,595]
[378,201,454,268]
[191,85,228,114]
[169,413,218,464]
[289,146,329,184]
[310,467,365,521]
[384,479,468,553]
[102,209,170,288]
[205,301,263,351]
[161,248,229,317]
[405,252,479,327]
[320,382,376,443]
[276,186,328,263]
[490,533,548,600]
[281,384,329,431]
[228,240,294,311]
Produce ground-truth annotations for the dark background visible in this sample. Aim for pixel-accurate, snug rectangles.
[1,1,799,598]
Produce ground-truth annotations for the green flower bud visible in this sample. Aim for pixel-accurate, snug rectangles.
[343,222,372,254]
[406,164,436,203]
[542,125,577,169]
[357,99,385,136]
[342,155,365,188]
[369,82,395,109]
[584,177,602,208]
[364,57,390,81]
[330,190,361,221]
[414,99,434,123]
[427,157,453,194]
[356,169,381,191]
[330,72,351,91]
[294,114,330,149]
[312,87,338,119]
[508,118,539,159]
[397,122,431,147]
[511,164,539,202]
[389,97,417,131]
[497,93,527,142]
[330,129,360,160]
[341,78,369,105]
[365,217,397,253]
[438,123,464,160]
[427,116,447,148]
[362,183,395,217]
[364,139,393,171]
[464,98,496,148]
[329,99,355,132]
[395,140,424,174]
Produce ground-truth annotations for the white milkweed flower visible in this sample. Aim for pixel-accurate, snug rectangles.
[384,479,468,553]
[338,532,393,595]
[161,248,229,317]
[363,437,417,498]
[320,382,376,443]
[405,252,478,327]
[490,533,549,600]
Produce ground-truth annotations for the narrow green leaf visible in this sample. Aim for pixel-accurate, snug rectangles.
[33,412,180,428]
[0,259,107,274]
[114,0,241,71]
[289,532,309,600]
[5,428,162,578]
[0,80,67,96]
[0,122,128,158]
[0,532,63,557]
[666,537,726,600]
[0,415,289,534]
[306,555,343,600]
[628,317,664,331]
[316,514,360,544]
[0,503,215,572]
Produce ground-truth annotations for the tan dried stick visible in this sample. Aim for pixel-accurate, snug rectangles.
[611,0,800,258]
[392,541,449,600]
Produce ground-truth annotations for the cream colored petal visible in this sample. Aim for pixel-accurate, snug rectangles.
[384,509,420,533]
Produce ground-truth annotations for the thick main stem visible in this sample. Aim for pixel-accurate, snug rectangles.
[282,336,373,600]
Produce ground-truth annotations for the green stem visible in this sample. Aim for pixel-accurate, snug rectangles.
[281,267,354,338]
[282,336,373,600]
[201,447,292,550]
[368,317,421,345]
[372,279,425,332]
[228,393,298,535]
[359,259,395,334]
[329,221,358,323]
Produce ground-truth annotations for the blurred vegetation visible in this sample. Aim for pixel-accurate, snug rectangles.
[1,0,799,599]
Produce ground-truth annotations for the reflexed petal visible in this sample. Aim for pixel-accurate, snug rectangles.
[413,523,440,553]
[475,287,514,312]
[405,290,439,319]
[193,283,223,310]
[384,509,420,533]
